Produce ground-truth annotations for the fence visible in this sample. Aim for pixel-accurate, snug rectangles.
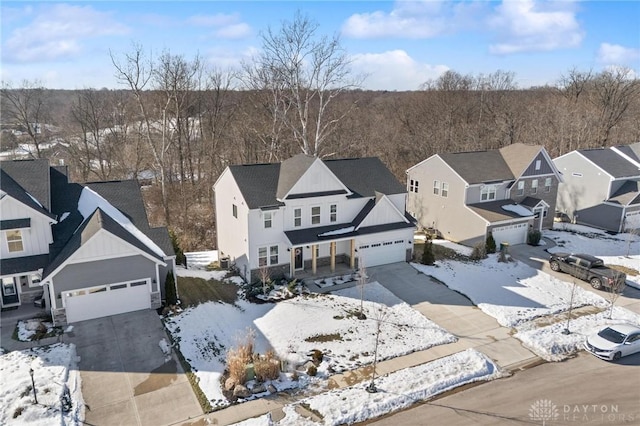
[184,250,218,269]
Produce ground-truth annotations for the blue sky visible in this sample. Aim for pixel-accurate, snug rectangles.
[2,1,639,91]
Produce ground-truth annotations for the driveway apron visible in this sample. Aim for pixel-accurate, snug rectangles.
[68,310,202,426]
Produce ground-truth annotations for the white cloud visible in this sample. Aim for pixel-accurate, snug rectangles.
[342,1,483,39]
[350,50,448,91]
[597,43,640,65]
[488,0,584,54]
[186,13,252,40]
[215,23,252,39]
[3,4,129,63]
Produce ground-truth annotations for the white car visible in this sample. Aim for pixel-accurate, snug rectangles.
[584,324,640,361]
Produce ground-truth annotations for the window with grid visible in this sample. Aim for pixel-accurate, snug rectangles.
[441,182,449,197]
[258,247,268,267]
[294,208,302,227]
[544,177,552,193]
[330,204,337,222]
[517,181,525,196]
[531,179,538,194]
[264,211,272,228]
[270,245,279,265]
[414,180,419,192]
[433,180,440,196]
[480,185,496,201]
[6,230,23,252]
[311,206,321,224]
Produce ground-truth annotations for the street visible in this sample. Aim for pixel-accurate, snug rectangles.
[365,351,640,426]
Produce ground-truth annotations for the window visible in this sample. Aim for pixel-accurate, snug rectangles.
[433,180,440,196]
[29,274,41,288]
[410,179,419,193]
[531,179,538,194]
[110,284,127,290]
[311,206,321,224]
[6,230,23,252]
[414,180,419,192]
[130,281,147,287]
[517,181,525,196]
[330,204,337,222]
[441,182,449,197]
[258,246,278,266]
[89,286,107,294]
[571,172,583,177]
[264,212,272,228]
[270,245,279,265]
[294,208,302,227]
[480,185,496,201]
[544,177,552,193]
[535,159,541,171]
[2,277,16,295]
[258,247,268,267]
[232,204,238,218]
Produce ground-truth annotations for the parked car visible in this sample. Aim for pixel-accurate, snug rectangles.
[548,253,627,290]
[584,324,640,361]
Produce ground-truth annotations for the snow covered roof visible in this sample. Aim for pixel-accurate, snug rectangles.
[501,204,534,217]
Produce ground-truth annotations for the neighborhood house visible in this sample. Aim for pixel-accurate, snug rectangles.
[554,143,640,233]
[214,154,416,283]
[0,159,175,325]
[406,143,562,247]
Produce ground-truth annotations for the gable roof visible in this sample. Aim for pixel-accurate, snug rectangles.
[228,156,405,209]
[578,147,640,178]
[43,208,165,279]
[276,154,317,200]
[0,159,51,210]
[439,151,514,184]
[614,142,640,163]
[0,169,56,220]
[608,180,640,206]
[438,144,547,185]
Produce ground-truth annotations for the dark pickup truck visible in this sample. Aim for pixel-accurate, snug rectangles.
[549,253,627,290]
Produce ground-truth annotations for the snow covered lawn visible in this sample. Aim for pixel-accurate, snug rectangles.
[15,319,60,342]
[165,274,455,409]
[545,224,640,289]
[0,343,83,425]
[412,257,608,328]
[234,349,503,426]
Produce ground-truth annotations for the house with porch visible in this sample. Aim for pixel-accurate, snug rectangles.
[213,154,415,283]
[0,159,175,325]
[553,143,640,232]
[406,143,562,247]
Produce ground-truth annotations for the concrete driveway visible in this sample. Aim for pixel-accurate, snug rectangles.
[368,262,537,370]
[66,310,202,426]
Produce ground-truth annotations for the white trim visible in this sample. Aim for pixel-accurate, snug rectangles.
[611,146,640,173]
[281,157,353,200]
[355,194,409,231]
[0,195,58,225]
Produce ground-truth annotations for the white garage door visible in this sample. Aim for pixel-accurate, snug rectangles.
[624,211,640,231]
[492,223,528,246]
[358,239,406,267]
[64,280,151,323]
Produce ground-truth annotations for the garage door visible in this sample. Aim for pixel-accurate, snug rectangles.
[492,223,528,246]
[64,280,151,323]
[624,211,640,231]
[358,239,406,267]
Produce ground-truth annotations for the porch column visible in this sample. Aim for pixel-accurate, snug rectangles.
[330,241,336,273]
[290,248,296,278]
[350,239,355,269]
[312,244,317,274]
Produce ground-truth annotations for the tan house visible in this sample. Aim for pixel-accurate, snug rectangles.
[406,143,562,247]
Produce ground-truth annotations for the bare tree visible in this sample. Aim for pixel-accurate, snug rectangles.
[366,305,389,393]
[247,11,362,157]
[356,259,367,320]
[1,79,50,158]
[258,265,272,296]
[607,271,627,319]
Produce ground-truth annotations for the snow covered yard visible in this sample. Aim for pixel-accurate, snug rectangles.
[165,268,455,409]
[233,349,503,426]
[545,224,640,289]
[0,343,84,425]
[411,256,640,361]
[412,257,608,328]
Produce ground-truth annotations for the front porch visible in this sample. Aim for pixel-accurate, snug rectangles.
[294,262,361,294]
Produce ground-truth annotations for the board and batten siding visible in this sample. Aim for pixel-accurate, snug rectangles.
[50,255,156,309]
[0,197,53,258]
[521,152,555,177]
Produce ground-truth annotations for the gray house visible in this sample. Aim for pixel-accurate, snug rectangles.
[0,159,175,325]
[407,143,562,247]
[554,143,640,232]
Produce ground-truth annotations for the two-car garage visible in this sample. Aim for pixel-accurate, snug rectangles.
[63,279,152,323]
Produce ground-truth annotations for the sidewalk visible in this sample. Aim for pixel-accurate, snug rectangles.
[176,263,540,426]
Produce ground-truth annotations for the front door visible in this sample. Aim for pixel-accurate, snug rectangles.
[1,277,20,307]
[294,247,303,270]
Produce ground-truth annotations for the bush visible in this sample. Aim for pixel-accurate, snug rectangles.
[306,364,317,376]
[169,229,185,266]
[165,271,177,306]
[485,232,497,254]
[528,229,542,246]
[226,329,255,385]
[421,238,435,265]
[311,349,324,365]
[470,242,487,260]
[254,350,280,381]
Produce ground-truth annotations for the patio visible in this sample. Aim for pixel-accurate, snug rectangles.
[295,262,362,294]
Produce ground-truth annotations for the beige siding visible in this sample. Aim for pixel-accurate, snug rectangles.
[554,153,611,218]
